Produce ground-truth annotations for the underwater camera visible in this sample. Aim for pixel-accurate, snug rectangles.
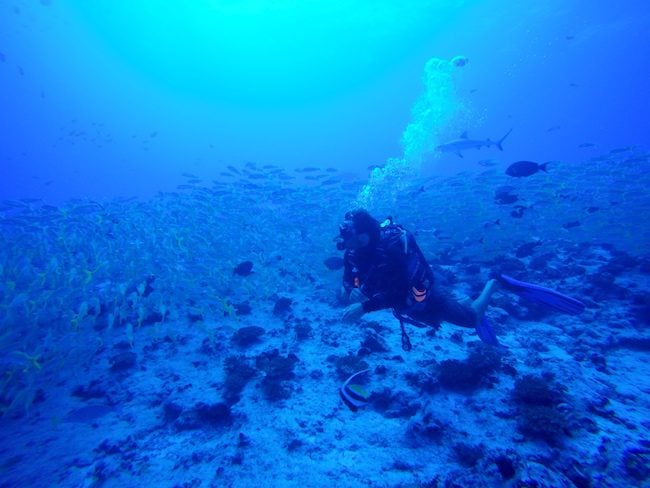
[335,219,355,250]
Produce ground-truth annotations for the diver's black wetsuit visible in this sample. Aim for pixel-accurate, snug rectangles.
[342,224,476,328]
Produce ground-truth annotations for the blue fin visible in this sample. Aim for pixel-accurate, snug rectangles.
[498,274,585,315]
[476,317,499,346]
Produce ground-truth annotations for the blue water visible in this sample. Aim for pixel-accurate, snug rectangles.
[1,1,649,487]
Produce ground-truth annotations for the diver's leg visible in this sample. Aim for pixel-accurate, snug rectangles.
[431,292,477,329]
[414,280,499,329]
[470,279,498,323]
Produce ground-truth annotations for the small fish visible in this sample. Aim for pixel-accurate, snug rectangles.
[451,55,469,67]
[510,205,528,218]
[233,302,252,316]
[323,256,344,271]
[64,404,116,424]
[478,159,498,167]
[432,229,451,240]
[149,131,158,138]
[546,126,561,132]
[506,161,549,177]
[610,146,633,154]
[624,156,649,164]
[233,261,254,276]
[586,206,600,214]
[340,369,370,412]
[482,219,500,229]
[494,185,518,205]
[562,221,581,229]
[578,143,595,148]
[320,178,342,186]
[516,240,542,258]
[559,193,577,202]
[227,165,241,175]
[0,52,5,63]
[494,193,519,205]
[273,297,293,316]
[182,172,199,178]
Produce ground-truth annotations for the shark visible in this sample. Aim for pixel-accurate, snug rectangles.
[436,128,512,158]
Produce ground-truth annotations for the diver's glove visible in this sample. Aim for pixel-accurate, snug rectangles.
[348,288,368,304]
[342,303,365,322]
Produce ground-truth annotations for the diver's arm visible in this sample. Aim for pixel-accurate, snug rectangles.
[341,252,371,304]
[404,232,432,290]
[342,291,392,322]
[339,286,367,304]
[341,252,355,296]
[361,292,399,312]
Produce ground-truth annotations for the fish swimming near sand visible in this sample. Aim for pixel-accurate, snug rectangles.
[494,185,518,205]
[323,256,344,270]
[233,261,254,276]
[506,161,549,177]
[340,369,370,412]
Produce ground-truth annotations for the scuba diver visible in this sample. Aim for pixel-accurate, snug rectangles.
[335,209,585,350]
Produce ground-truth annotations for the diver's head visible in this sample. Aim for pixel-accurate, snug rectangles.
[336,209,380,251]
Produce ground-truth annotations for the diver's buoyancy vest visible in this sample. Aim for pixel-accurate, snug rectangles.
[379,224,434,293]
